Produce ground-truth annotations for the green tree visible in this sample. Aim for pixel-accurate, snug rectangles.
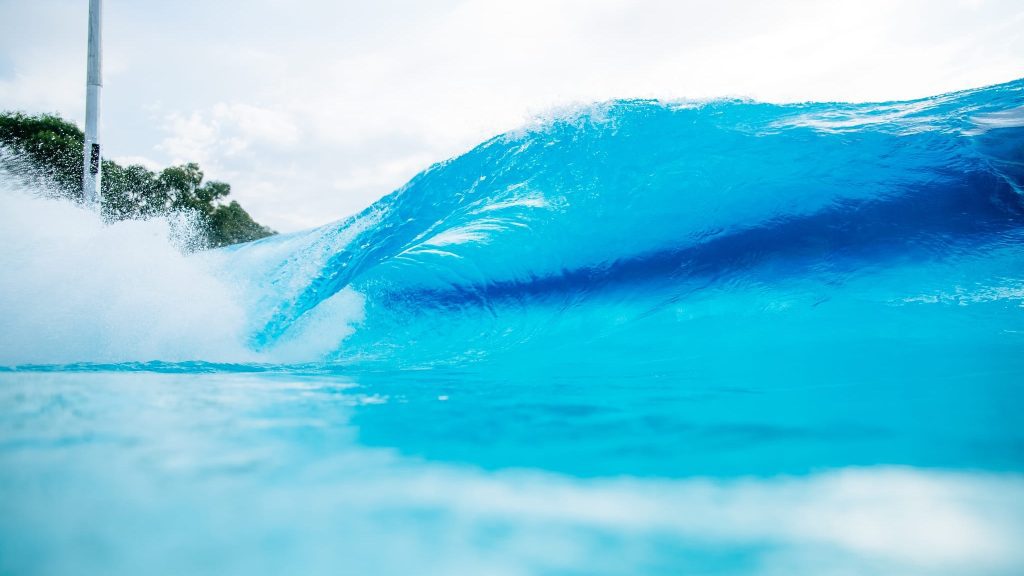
[0,111,275,247]
[103,160,164,219]
[208,201,275,248]
[0,112,85,198]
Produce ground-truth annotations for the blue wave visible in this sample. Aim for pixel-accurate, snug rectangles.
[229,79,1024,366]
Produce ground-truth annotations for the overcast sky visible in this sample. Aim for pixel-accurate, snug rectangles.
[1,0,1022,231]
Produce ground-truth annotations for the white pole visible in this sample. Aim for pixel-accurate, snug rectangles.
[82,0,102,208]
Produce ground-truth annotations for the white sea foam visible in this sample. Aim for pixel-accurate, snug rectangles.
[0,180,251,364]
[0,174,365,365]
[967,106,1024,135]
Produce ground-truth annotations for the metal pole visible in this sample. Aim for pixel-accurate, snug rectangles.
[82,0,102,208]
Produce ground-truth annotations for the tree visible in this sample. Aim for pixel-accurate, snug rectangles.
[208,201,275,248]
[0,111,275,247]
[0,112,85,198]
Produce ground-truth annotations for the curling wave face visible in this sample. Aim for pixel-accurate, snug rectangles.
[222,79,1024,369]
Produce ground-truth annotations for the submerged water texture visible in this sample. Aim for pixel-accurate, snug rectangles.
[2,80,1024,575]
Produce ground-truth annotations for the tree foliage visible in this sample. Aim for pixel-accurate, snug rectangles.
[0,111,275,248]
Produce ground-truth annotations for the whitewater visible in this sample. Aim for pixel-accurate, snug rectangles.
[1,80,1023,575]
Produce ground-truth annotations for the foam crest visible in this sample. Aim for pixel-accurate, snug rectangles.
[0,181,253,364]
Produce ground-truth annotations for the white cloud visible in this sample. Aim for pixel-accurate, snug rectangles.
[211,102,300,148]
[157,103,299,165]
[110,155,161,171]
[158,111,219,165]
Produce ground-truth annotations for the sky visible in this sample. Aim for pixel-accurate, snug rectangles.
[0,0,1022,232]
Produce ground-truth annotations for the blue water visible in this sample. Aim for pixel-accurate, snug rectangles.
[2,80,1024,575]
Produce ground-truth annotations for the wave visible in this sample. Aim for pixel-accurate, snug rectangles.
[222,79,1024,366]
[2,80,1023,368]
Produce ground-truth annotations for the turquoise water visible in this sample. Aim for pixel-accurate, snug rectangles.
[2,80,1024,575]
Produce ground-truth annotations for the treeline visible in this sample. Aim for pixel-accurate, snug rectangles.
[0,111,275,247]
